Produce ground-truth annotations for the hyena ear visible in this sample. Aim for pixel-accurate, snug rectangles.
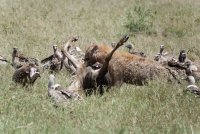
[91,45,98,53]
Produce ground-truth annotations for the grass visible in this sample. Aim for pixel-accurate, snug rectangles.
[0,0,200,133]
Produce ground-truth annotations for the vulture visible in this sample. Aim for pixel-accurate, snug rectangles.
[167,49,187,65]
[41,45,63,71]
[186,75,200,95]
[154,45,171,64]
[41,36,82,73]
[12,63,40,87]
[185,61,200,81]
[154,45,187,67]
[186,63,200,95]
[125,43,146,57]
[48,74,82,104]
[178,50,187,63]
[0,55,9,64]
[12,47,39,69]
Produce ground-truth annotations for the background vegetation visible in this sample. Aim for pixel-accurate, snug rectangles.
[0,0,200,133]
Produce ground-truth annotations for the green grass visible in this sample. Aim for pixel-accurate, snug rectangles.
[1,0,200,133]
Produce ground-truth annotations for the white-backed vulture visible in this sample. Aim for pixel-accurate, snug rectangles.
[125,43,146,57]
[12,47,39,69]
[154,45,173,65]
[41,45,63,71]
[48,74,82,104]
[186,75,200,95]
[185,61,200,81]
[12,63,40,87]
[178,50,187,63]
[186,64,200,95]
[0,55,8,64]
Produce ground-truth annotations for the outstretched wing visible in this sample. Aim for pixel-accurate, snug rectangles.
[0,55,8,63]
[55,86,74,99]
[187,85,200,95]
[17,53,29,62]
[41,55,54,64]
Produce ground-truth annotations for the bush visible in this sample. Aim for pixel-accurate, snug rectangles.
[125,5,155,35]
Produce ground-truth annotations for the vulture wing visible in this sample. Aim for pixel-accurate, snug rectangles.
[41,55,54,64]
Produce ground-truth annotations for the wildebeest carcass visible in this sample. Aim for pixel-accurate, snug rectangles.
[61,35,129,96]
[61,36,85,74]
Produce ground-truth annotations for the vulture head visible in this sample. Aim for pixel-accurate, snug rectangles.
[178,50,186,63]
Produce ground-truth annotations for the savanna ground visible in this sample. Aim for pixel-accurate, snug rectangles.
[0,0,200,133]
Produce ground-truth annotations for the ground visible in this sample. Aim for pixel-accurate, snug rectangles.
[0,0,200,133]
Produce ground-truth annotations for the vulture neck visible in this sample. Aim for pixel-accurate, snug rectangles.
[188,75,196,86]
[48,75,55,89]
[160,48,164,55]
